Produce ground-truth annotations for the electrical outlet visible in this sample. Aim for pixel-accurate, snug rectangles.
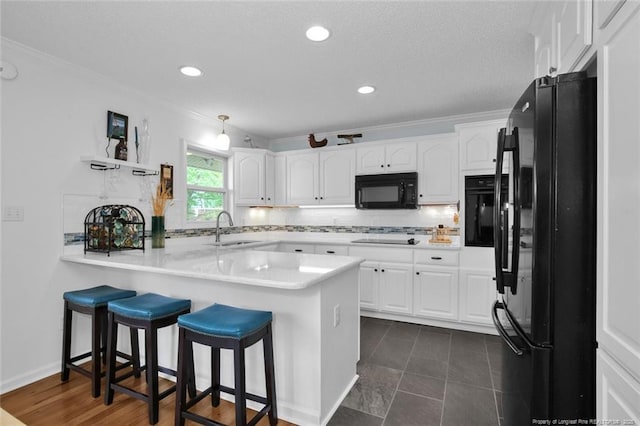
[333,304,341,327]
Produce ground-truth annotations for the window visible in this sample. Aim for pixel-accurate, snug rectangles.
[186,148,227,222]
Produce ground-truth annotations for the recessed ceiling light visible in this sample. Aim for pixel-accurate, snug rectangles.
[179,66,203,77]
[358,85,376,94]
[306,26,330,42]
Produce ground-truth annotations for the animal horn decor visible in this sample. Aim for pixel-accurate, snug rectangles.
[308,133,328,148]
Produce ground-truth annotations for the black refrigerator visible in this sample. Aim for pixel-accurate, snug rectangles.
[491,72,596,425]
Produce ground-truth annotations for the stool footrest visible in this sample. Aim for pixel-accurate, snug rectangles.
[218,385,269,405]
[69,351,93,364]
[182,410,226,426]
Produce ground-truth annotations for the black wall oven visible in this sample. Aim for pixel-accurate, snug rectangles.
[355,172,418,209]
[465,174,508,247]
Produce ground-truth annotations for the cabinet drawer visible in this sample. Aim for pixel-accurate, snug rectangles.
[279,243,315,253]
[314,244,349,256]
[349,246,413,263]
[415,250,459,266]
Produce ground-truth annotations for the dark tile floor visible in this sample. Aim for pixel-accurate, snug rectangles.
[328,317,503,426]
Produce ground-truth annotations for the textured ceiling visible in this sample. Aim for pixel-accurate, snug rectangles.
[1,1,536,139]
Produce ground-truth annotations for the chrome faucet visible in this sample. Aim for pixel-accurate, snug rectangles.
[215,210,234,243]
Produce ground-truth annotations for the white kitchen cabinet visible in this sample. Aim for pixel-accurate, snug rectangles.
[278,242,315,253]
[457,120,506,173]
[414,266,459,321]
[378,262,413,314]
[458,269,497,325]
[313,244,349,256]
[350,246,413,313]
[530,1,593,76]
[286,152,318,205]
[358,261,413,314]
[596,0,626,29]
[356,141,416,174]
[359,261,380,311]
[286,148,355,205]
[597,1,640,402]
[319,149,356,204]
[233,149,281,206]
[416,134,458,204]
[596,351,640,424]
[556,0,593,73]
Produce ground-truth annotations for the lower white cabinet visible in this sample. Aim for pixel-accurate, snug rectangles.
[414,266,459,320]
[597,350,640,423]
[378,262,413,314]
[458,269,497,325]
[358,261,413,314]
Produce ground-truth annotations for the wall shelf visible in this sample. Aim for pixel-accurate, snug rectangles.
[81,155,159,176]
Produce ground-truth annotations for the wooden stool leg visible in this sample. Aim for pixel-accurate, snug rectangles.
[90,307,102,398]
[104,312,118,405]
[263,324,278,425]
[61,301,72,382]
[234,344,247,426]
[100,309,108,365]
[130,328,141,378]
[211,346,221,406]
[146,325,159,425]
[175,328,187,426]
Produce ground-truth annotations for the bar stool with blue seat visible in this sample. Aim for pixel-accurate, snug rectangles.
[104,292,192,424]
[61,284,139,398]
[175,303,277,426]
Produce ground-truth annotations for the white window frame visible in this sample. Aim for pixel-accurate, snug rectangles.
[182,140,231,226]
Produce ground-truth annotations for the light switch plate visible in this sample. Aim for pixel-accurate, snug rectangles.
[3,206,24,222]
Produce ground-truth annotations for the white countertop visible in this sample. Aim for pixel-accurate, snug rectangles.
[61,242,364,290]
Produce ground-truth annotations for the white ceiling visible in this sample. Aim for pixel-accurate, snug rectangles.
[1,1,537,140]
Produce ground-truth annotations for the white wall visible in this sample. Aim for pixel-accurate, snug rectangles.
[0,39,266,392]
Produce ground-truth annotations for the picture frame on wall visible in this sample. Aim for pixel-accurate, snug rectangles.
[107,111,128,141]
[161,164,174,199]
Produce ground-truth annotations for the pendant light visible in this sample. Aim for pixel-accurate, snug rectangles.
[216,114,230,150]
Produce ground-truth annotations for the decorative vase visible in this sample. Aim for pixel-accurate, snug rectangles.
[151,216,165,248]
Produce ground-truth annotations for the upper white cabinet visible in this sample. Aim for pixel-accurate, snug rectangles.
[530,1,593,77]
[596,0,626,29]
[356,141,416,174]
[457,120,506,173]
[234,149,277,206]
[556,0,593,73]
[417,134,458,204]
[286,148,355,205]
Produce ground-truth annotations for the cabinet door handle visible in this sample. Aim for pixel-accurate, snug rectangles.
[315,197,318,200]
[295,249,303,252]
[261,197,264,200]
[326,250,335,254]
[387,164,390,167]
[381,269,385,272]
[416,272,420,275]
[320,196,324,200]
[267,197,271,200]
[380,165,384,168]
[374,268,378,272]
[431,256,442,260]
[419,194,423,197]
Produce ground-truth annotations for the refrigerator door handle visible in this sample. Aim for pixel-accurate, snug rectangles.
[494,128,508,293]
[491,300,526,356]
[493,127,521,294]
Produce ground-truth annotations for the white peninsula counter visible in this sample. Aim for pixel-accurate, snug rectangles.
[61,244,364,426]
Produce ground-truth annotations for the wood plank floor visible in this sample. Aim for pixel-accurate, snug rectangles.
[0,367,296,425]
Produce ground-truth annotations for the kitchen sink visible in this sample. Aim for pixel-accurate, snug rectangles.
[351,238,418,245]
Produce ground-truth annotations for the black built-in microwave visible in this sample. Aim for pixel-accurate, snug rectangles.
[355,172,418,209]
